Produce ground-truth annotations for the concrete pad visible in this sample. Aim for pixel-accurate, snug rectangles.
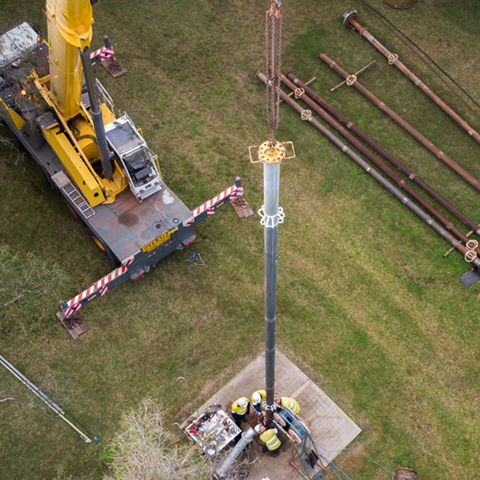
[182,351,361,479]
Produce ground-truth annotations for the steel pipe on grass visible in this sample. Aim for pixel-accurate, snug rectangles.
[280,72,480,256]
[286,72,480,236]
[343,11,480,146]
[256,70,480,266]
[318,51,480,193]
[0,354,93,443]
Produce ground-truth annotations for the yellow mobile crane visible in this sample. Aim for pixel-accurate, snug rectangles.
[0,0,244,328]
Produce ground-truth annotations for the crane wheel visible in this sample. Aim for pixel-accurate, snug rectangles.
[87,229,106,252]
[84,225,120,266]
[91,235,106,252]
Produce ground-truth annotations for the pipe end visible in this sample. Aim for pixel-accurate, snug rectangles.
[317,50,325,59]
[343,10,358,27]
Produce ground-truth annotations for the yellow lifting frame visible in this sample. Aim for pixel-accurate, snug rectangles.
[0,99,27,131]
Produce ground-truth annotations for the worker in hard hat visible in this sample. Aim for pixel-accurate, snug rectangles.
[255,423,281,456]
[275,395,300,414]
[250,389,266,417]
[231,397,250,429]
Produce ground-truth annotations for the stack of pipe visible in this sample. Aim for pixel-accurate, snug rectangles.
[255,70,480,267]
[343,10,480,146]
[280,71,480,257]
[283,72,480,240]
[318,51,480,193]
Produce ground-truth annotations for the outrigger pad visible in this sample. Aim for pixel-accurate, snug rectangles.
[56,311,89,340]
[102,58,127,78]
[230,196,254,219]
[459,268,480,288]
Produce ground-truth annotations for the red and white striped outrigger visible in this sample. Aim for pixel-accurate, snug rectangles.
[60,179,245,319]
[184,181,243,226]
[90,46,115,66]
[62,265,129,318]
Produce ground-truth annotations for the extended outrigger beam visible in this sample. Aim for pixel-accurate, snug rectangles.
[58,179,245,338]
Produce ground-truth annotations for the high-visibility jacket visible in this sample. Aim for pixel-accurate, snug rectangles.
[232,397,249,415]
[260,427,281,451]
[251,389,266,405]
[281,397,300,414]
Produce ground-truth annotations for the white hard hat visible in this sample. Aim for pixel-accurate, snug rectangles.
[238,398,247,407]
[252,392,262,404]
[254,424,262,434]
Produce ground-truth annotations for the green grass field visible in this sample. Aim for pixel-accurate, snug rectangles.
[1,1,480,478]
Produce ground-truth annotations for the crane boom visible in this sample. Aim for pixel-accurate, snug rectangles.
[46,0,93,119]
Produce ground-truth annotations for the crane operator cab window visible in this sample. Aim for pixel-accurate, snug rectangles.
[105,115,162,201]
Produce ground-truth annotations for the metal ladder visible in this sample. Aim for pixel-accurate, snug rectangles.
[63,183,96,219]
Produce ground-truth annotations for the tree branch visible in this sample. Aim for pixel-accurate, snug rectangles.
[0,288,42,310]
[0,397,35,408]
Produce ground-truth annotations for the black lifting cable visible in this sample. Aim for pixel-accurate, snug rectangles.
[355,0,480,120]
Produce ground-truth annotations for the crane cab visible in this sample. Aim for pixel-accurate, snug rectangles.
[104,115,162,201]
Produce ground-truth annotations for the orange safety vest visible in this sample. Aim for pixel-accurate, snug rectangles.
[281,397,300,414]
[232,397,249,415]
[260,428,281,451]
